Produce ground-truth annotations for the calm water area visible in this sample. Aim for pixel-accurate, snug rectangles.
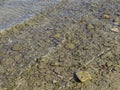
[0,0,62,31]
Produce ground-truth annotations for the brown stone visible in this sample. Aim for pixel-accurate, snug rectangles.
[12,44,22,51]
[76,71,92,83]
[54,33,61,38]
[102,15,110,19]
[65,43,75,49]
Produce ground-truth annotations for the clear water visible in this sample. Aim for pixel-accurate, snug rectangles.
[0,0,62,30]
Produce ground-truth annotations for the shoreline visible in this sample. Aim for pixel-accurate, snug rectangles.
[0,0,62,31]
[0,0,120,90]
[0,0,64,35]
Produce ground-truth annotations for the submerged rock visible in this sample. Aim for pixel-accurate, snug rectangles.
[12,44,22,51]
[102,15,110,19]
[76,71,92,83]
[87,23,94,30]
[110,28,119,32]
[64,43,75,50]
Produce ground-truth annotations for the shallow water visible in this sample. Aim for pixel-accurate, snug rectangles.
[0,0,120,89]
[0,0,62,31]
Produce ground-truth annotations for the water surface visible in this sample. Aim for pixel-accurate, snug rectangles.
[0,0,62,30]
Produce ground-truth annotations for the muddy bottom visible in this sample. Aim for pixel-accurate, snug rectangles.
[0,0,120,90]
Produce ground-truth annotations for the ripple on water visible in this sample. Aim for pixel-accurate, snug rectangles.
[0,0,62,31]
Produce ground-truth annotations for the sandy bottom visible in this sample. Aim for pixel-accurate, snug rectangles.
[0,0,120,90]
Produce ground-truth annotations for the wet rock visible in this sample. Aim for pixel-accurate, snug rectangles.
[1,57,14,66]
[76,71,92,83]
[107,61,113,67]
[53,80,57,84]
[15,78,28,90]
[65,43,75,49]
[0,87,7,90]
[37,57,46,62]
[87,23,94,30]
[54,62,60,66]
[116,12,120,16]
[50,61,60,66]
[54,33,61,38]
[12,44,22,51]
[114,66,120,71]
[113,18,120,25]
[102,15,110,19]
[0,51,4,56]
[113,18,119,23]
[54,68,62,75]
[101,51,113,59]
[0,65,6,73]
[110,28,119,32]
